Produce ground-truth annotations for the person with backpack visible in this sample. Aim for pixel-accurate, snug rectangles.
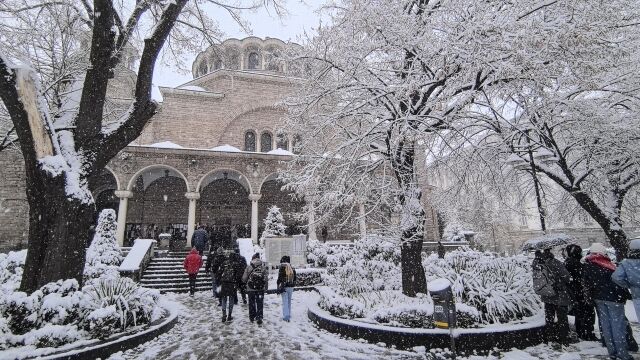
[205,246,226,306]
[531,248,571,344]
[276,255,297,322]
[564,244,597,341]
[183,247,203,297]
[216,252,238,323]
[192,225,209,256]
[242,253,268,324]
[230,247,248,305]
[583,242,632,360]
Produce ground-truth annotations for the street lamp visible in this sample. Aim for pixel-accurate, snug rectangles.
[504,133,556,233]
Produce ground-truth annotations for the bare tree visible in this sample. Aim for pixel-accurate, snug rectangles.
[0,0,283,293]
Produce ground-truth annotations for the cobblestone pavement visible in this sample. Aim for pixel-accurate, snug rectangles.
[107,291,640,360]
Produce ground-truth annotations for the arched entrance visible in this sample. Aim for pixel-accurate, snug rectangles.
[126,166,189,245]
[197,170,251,249]
[259,174,305,237]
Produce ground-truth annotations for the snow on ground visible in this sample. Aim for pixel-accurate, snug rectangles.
[107,291,640,360]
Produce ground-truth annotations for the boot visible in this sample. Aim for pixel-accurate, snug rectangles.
[222,312,227,323]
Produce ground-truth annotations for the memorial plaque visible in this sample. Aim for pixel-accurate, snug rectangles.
[264,235,307,267]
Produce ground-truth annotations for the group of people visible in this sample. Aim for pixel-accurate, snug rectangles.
[532,240,640,360]
[183,245,298,324]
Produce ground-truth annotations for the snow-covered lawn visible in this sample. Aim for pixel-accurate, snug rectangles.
[105,291,640,360]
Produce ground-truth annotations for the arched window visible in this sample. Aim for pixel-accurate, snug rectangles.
[276,133,288,150]
[292,134,302,154]
[248,52,260,70]
[244,131,256,152]
[260,132,272,152]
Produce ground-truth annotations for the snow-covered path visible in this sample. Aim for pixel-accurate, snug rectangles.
[107,291,638,360]
[108,291,421,359]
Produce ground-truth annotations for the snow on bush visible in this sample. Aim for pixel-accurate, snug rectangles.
[23,324,84,348]
[83,277,160,339]
[294,268,323,287]
[442,222,473,242]
[423,248,541,324]
[317,287,365,319]
[84,209,123,282]
[0,250,26,292]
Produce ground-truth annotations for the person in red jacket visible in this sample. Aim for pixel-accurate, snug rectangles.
[183,247,203,296]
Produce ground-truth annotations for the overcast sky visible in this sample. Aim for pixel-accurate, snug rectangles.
[152,1,323,95]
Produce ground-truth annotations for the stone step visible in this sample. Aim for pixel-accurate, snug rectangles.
[142,285,213,293]
[141,278,211,285]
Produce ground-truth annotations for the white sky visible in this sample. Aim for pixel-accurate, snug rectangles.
[152,1,323,93]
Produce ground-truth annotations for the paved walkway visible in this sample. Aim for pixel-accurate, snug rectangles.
[106,291,639,360]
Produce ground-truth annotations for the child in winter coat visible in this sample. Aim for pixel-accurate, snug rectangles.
[612,239,640,321]
[276,255,297,322]
[583,242,632,360]
[183,247,203,297]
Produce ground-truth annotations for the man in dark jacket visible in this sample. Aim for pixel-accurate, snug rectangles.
[205,246,226,306]
[192,225,209,255]
[230,248,248,305]
[564,244,596,340]
[242,253,268,324]
[532,248,571,344]
[217,252,238,323]
[582,243,632,360]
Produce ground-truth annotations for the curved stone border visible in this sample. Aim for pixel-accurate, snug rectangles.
[308,301,546,351]
[30,305,178,360]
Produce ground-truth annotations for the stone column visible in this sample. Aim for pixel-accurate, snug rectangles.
[248,193,262,244]
[185,192,200,247]
[114,190,133,247]
[358,203,367,239]
[307,197,317,240]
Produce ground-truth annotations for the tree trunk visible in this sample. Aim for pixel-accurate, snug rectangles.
[401,225,428,296]
[571,191,629,260]
[20,169,94,293]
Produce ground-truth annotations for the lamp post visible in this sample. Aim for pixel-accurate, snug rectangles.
[505,134,556,233]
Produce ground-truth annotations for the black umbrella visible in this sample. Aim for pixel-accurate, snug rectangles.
[522,233,575,252]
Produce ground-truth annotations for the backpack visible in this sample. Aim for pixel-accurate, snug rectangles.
[533,262,557,297]
[247,263,266,290]
[220,259,235,283]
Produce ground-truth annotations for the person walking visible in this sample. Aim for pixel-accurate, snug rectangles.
[583,242,632,360]
[531,248,571,344]
[277,255,297,322]
[564,244,597,341]
[205,246,226,306]
[612,239,640,321]
[231,247,248,305]
[192,225,209,255]
[242,253,268,324]
[217,252,238,323]
[183,247,203,297]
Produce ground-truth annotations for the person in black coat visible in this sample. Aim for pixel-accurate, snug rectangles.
[216,253,238,323]
[230,248,248,305]
[205,247,226,306]
[582,243,633,360]
[532,249,571,344]
[564,244,597,341]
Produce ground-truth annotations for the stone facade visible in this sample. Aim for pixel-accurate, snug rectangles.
[0,37,442,252]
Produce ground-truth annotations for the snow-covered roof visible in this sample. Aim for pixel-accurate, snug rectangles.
[209,144,242,152]
[178,85,207,92]
[267,148,294,156]
[147,141,184,149]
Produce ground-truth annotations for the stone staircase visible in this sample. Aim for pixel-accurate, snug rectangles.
[140,251,212,293]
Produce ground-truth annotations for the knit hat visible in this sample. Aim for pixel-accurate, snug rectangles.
[252,252,261,260]
[589,242,607,255]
